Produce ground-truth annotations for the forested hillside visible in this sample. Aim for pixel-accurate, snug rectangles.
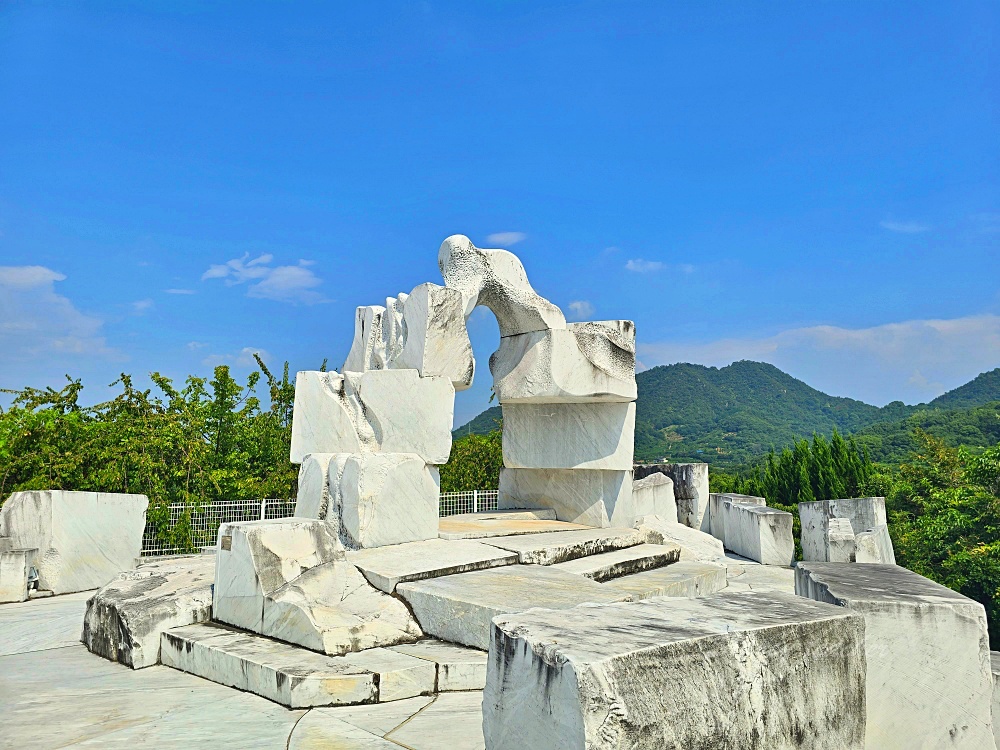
[454,361,1000,467]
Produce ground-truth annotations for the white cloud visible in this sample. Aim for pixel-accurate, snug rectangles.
[567,300,595,320]
[132,299,154,314]
[201,253,327,304]
[486,232,527,246]
[625,258,664,273]
[638,314,1000,406]
[202,346,271,369]
[880,219,930,234]
[187,341,207,350]
[165,288,195,295]
[0,265,114,364]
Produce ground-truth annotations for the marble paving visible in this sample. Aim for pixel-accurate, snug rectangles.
[0,594,485,749]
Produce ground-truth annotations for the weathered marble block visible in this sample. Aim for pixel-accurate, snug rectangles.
[854,525,894,564]
[294,452,342,520]
[82,555,214,668]
[489,324,636,404]
[633,514,726,562]
[708,493,765,549]
[438,234,566,337]
[389,639,489,692]
[397,566,628,650]
[342,303,387,373]
[722,503,794,566]
[634,463,709,532]
[262,558,422,656]
[0,490,147,594]
[992,652,1000,749]
[338,453,440,548]
[289,370,454,465]
[796,562,997,749]
[501,402,635,470]
[602,560,728,600]
[799,497,896,564]
[826,517,857,562]
[213,518,341,633]
[484,592,867,750]
[498,468,634,527]
[0,548,35,603]
[631,473,677,523]
[392,283,475,390]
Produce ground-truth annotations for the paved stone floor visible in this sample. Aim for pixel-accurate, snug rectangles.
[0,593,486,750]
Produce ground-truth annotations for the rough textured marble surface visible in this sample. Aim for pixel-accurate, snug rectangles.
[289,370,455,465]
[392,282,475,390]
[294,452,340,520]
[438,512,587,540]
[489,326,636,404]
[826,517,857,562]
[854,525,894,564]
[0,589,94,657]
[796,562,996,749]
[82,554,214,668]
[438,234,565,336]
[723,560,796,594]
[347,538,518,593]
[501,402,635,470]
[484,593,866,750]
[213,518,341,633]
[498,467,634,527]
[550,543,680,581]
[339,453,441,548]
[708,492,765,549]
[0,547,33,603]
[631,472,677,523]
[799,497,895,564]
[0,490,148,594]
[722,503,795,566]
[162,622,435,708]
[633,514,726,562]
[389,639,489,691]
[397,566,629,649]
[481,527,644,565]
[602,560,728,599]
[262,558,422,656]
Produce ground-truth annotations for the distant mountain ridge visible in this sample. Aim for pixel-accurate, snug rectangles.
[453,361,1000,466]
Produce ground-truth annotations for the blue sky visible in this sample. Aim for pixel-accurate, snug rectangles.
[1,1,997,426]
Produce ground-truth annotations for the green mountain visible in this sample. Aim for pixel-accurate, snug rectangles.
[854,401,1000,463]
[453,361,1000,466]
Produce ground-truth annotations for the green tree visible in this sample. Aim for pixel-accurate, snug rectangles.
[439,430,503,493]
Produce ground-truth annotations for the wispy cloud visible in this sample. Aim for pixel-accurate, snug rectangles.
[187,341,207,350]
[880,219,930,234]
[486,232,527,246]
[201,253,327,304]
[0,265,114,361]
[132,299,154,314]
[638,314,1000,406]
[165,288,195,295]
[202,346,270,369]
[625,258,665,273]
[567,300,595,320]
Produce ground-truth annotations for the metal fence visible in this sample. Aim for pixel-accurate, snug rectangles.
[438,489,499,517]
[140,490,499,557]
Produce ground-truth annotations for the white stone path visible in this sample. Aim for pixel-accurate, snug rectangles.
[0,593,485,750]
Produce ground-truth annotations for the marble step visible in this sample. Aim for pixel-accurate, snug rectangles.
[602,561,729,600]
[389,638,489,691]
[550,543,681,582]
[438,510,589,540]
[397,566,630,650]
[160,622,435,709]
[480,527,645,565]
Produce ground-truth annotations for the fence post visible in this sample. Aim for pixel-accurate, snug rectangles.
[260,498,267,521]
[473,489,478,514]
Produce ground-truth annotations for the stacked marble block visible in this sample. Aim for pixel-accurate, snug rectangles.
[290,283,475,548]
[707,492,795,566]
[634,462,709,530]
[799,496,896,564]
[495,320,644,527]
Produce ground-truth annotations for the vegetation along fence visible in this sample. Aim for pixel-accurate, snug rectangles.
[140,490,500,557]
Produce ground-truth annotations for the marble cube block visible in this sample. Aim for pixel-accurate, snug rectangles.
[498,468,634,528]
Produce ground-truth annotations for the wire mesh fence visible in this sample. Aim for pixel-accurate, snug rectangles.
[140,490,499,557]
